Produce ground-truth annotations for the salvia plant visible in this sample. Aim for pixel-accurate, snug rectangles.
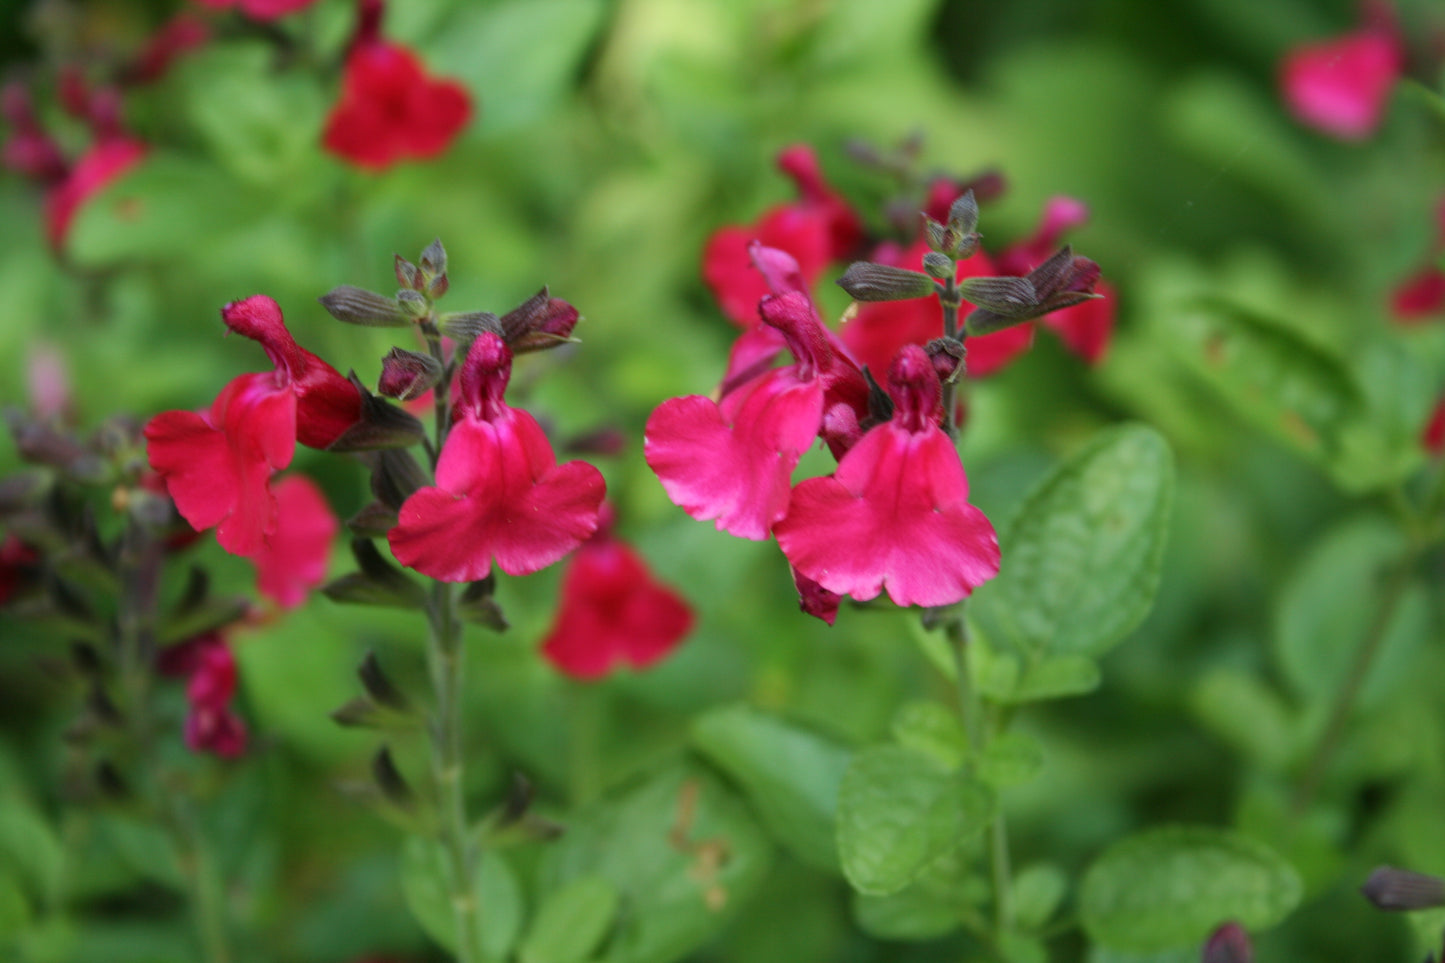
[5,1,1445,962]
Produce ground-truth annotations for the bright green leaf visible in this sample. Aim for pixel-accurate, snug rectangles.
[1189,668,1298,772]
[890,701,968,770]
[977,731,1044,789]
[1080,826,1302,952]
[0,803,63,907]
[1011,863,1068,931]
[836,746,994,896]
[520,875,619,963]
[978,423,1174,661]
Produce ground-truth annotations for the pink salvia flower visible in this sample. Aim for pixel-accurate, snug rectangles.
[145,296,360,556]
[646,291,866,540]
[1042,277,1116,364]
[1280,15,1402,140]
[540,507,694,680]
[775,344,1000,609]
[388,333,605,582]
[250,475,338,609]
[322,0,472,171]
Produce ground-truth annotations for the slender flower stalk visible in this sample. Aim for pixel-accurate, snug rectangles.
[418,322,486,963]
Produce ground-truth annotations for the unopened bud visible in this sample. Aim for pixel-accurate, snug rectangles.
[922,252,955,280]
[318,286,411,327]
[426,271,449,300]
[1202,922,1253,963]
[378,348,442,402]
[418,238,447,277]
[394,255,421,290]
[947,190,979,237]
[440,310,501,347]
[926,336,966,383]
[395,289,429,319]
[499,289,580,353]
[1362,866,1445,911]
[837,262,935,302]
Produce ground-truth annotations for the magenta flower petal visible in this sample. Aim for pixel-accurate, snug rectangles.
[388,335,604,582]
[645,368,824,541]
[541,534,694,680]
[146,372,296,556]
[44,137,146,250]
[251,474,337,608]
[775,346,1000,608]
[1281,27,1401,140]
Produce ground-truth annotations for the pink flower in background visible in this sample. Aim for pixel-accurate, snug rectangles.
[388,333,605,582]
[1280,9,1402,140]
[250,475,337,608]
[129,14,212,83]
[159,633,247,758]
[192,0,318,21]
[43,136,147,250]
[775,345,1000,608]
[703,145,862,325]
[145,296,360,556]
[541,507,693,680]
[322,0,472,171]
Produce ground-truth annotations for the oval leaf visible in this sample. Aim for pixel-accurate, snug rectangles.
[520,875,619,963]
[401,837,523,959]
[836,746,994,896]
[1080,826,1302,952]
[980,424,1174,660]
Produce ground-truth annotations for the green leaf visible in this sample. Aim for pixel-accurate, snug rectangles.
[67,154,267,267]
[540,761,773,963]
[401,837,523,960]
[1401,79,1445,129]
[691,705,852,872]
[1011,863,1068,931]
[977,424,1174,661]
[1160,298,1364,469]
[977,731,1044,789]
[890,701,968,770]
[1275,516,1429,712]
[520,875,619,963]
[178,43,327,187]
[836,746,994,896]
[850,849,986,942]
[1188,668,1298,772]
[429,0,607,133]
[0,803,63,907]
[1080,826,1302,952]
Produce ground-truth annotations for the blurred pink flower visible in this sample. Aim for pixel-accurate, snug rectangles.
[1280,13,1402,139]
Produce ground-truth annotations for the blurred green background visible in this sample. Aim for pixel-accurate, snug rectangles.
[3,0,1444,960]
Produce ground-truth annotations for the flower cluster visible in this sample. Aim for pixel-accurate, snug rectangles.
[159,632,247,758]
[322,0,473,171]
[1,81,146,251]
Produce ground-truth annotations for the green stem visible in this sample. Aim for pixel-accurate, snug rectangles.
[168,794,233,963]
[425,557,485,963]
[940,282,961,440]
[990,808,1013,934]
[1292,551,1416,814]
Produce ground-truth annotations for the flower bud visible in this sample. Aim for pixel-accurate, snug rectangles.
[394,254,421,290]
[1362,866,1445,911]
[426,271,449,300]
[926,336,966,383]
[1202,922,1253,963]
[963,246,1103,336]
[378,347,442,401]
[418,238,447,277]
[837,262,935,302]
[499,288,580,353]
[319,285,411,327]
[440,310,502,348]
[922,251,955,280]
[395,289,429,319]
